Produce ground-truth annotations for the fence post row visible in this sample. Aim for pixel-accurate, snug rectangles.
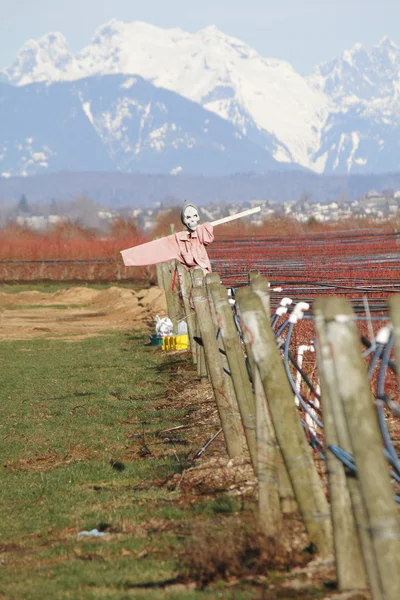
[314,297,400,600]
[156,261,400,595]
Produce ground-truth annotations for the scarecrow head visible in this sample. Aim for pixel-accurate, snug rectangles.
[181,201,200,232]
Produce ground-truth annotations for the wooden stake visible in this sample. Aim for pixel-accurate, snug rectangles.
[176,263,196,362]
[191,268,208,381]
[319,297,400,600]
[235,287,333,556]
[209,283,258,470]
[160,260,179,333]
[314,299,369,593]
[192,286,245,458]
[248,275,297,514]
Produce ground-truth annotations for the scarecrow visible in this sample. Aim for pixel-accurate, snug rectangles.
[120,201,260,272]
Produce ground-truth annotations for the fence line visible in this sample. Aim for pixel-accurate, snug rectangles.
[157,259,400,598]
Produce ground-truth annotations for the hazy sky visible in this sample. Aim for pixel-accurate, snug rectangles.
[0,0,398,74]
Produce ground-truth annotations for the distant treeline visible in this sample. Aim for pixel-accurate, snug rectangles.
[2,170,400,208]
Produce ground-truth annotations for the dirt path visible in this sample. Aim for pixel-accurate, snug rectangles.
[0,286,167,340]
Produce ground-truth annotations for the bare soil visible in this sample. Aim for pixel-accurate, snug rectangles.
[0,285,167,340]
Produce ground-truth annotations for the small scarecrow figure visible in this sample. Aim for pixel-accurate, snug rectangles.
[120,201,259,272]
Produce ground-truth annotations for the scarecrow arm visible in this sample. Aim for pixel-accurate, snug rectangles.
[210,206,261,227]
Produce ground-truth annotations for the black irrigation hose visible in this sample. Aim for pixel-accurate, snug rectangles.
[361,335,398,375]
[375,335,400,476]
[193,292,400,495]
[275,311,400,489]
[330,444,400,496]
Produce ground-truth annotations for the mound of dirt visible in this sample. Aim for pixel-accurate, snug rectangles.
[51,287,101,304]
[0,285,168,340]
[88,287,167,321]
[0,290,51,305]
[89,287,139,312]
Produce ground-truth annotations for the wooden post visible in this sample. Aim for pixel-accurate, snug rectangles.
[171,261,183,333]
[160,261,179,332]
[191,268,208,381]
[388,294,400,380]
[250,274,270,316]
[247,276,297,514]
[248,269,261,284]
[237,293,283,539]
[204,276,248,459]
[235,287,333,556]
[192,286,245,458]
[209,283,258,470]
[313,299,368,592]
[204,274,220,331]
[318,297,400,600]
[254,363,282,538]
[176,263,196,362]
[156,262,164,289]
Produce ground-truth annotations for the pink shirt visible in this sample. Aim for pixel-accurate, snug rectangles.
[121,223,214,272]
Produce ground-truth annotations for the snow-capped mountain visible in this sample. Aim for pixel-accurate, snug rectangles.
[0,74,283,177]
[309,36,400,103]
[2,22,400,175]
[308,36,400,173]
[1,20,329,171]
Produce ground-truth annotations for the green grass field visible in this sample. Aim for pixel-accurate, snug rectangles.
[0,287,330,600]
[0,329,255,599]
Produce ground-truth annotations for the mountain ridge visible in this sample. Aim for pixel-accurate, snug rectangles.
[0,74,290,178]
[2,22,400,175]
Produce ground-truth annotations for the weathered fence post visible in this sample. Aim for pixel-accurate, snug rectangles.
[253,363,282,537]
[248,276,297,514]
[209,283,258,470]
[191,285,245,459]
[248,270,261,284]
[317,297,400,600]
[235,287,333,556]
[160,260,179,333]
[204,276,249,460]
[250,274,270,315]
[191,268,208,381]
[389,294,400,382]
[176,263,196,362]
[313,299,368,593]
[209,278,283,533]
[204,273,221,329]
[156,262,164,290]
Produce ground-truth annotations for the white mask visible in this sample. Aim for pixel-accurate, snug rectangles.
[183,206,200,231]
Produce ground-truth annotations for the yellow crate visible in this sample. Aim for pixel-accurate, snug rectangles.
[162,334,189,351]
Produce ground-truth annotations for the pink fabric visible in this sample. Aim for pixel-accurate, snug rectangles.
[121,223,214,272]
